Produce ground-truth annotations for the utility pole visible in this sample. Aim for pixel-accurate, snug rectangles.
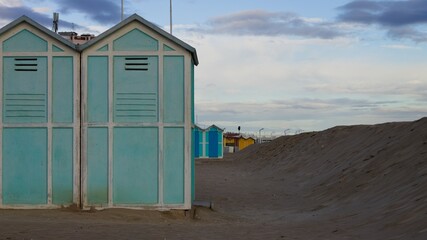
[170,0,173,34]
[52,12,59,33]
[258,128,264,143]
[121,0,124,21]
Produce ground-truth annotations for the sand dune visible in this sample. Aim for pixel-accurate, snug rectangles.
[197,117,427,239]
[0,118,426,239]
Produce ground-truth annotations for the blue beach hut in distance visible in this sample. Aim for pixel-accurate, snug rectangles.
[194,125,224,159]
[194,125,204,158]
[0,14,198,210]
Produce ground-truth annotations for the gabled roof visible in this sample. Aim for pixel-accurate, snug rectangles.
[224,133,255,141]
[194,124,204,130]
[0,15,77,51]
[79,14,199,65]
[0,15,198,66]
[224,132,240,138]
[194,124,225,132]
[206,124,225,131]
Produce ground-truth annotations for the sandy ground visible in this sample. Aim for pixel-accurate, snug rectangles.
[0,118,426,239]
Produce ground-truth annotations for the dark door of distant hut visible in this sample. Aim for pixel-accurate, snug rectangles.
[209,131,219,158]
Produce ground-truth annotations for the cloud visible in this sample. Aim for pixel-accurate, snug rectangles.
[381,44,421,50]
[186,2,427,42]
[56,0,120,24]
[197,10,344,39]
[176,31,427,133]
[198,98,399,120]
[337,0,427,42]
[32,7,51,14]
[196,98,427,133]
[0,0,23,7]
[387,27,427,43]
[0,5,79,29]
[338,0,427,26]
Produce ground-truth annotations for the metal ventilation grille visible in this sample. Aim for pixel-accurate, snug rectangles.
[124,57,149,71]
[4,93,46,118]
[115,92,157,119]
[14,58,38,71]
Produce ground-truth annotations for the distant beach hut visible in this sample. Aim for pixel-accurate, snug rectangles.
[194,125,204,158]
[194,125,224,159]
[223,133,256,153]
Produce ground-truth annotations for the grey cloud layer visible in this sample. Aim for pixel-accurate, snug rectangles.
[1,1,427,42]
[203,10,343,39]
[198,98,401,122]
[337,0,427,42]
[0,5,78,29]
[190,1,427,42]
[56,0,120,24]
[0,0,120,30]
[337,0,427,26]
[196,98,427,132]
[387,27,427,43]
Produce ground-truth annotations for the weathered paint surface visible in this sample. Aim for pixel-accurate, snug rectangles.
[87,56,109,123]
[113,56,158,123]
[163,127,184,204]
[163,44,175,51]
[164,56,184,123]
[87,127,109,205]
[52,45,64,52]
[52,57,73,123]
[3,29,47,52]
[113,127,159,204]
[3,128,47,204]
[113,28,158,51]
[3,57,47,123]
[52,128,74,204]
[97,44,109,52]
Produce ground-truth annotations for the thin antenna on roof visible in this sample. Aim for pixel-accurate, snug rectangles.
[170,0,173,34]
[121,0,124,21]
[52,12,59,33]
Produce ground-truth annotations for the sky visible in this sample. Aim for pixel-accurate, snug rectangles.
[1,0,427,135]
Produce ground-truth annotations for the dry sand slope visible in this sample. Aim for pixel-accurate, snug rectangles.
[0,118,426,239]
[198,117,427,239]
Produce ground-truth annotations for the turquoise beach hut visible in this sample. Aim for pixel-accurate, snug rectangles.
[0,16,80,208]
[0,14,198,210]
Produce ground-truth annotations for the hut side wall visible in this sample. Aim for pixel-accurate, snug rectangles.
[238,137,256,151]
